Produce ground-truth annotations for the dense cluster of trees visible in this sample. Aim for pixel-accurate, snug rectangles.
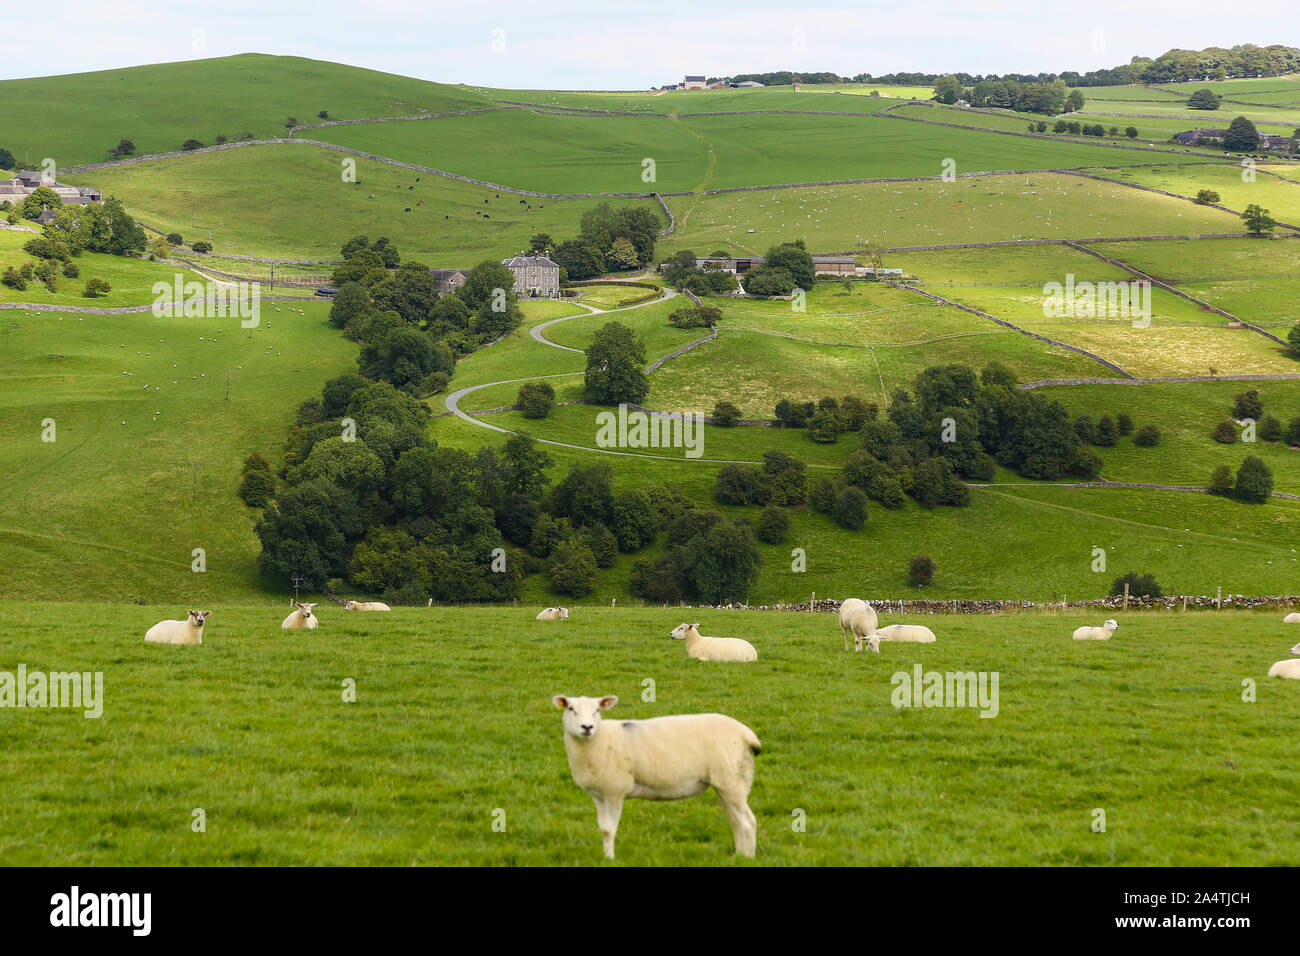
[1187,89,1222,110]
[935,75,1084,114]
[0,196,141,294]
[546,203,662,281]
[328,235,524,396]
[628,502,763,605]
[659,250,738,295]
[1209,457,1275,503]
[741,241,815,296]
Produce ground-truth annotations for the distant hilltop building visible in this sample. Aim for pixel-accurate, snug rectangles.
[0,169,103,207]
[683,75,706,90]
[502,253,560,298]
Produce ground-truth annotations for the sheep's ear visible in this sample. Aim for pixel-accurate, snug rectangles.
[553,696,569,710]
[692,622,700,629]
[598,696,618,711]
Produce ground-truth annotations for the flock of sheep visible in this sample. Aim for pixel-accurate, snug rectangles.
[142,597,1300,860]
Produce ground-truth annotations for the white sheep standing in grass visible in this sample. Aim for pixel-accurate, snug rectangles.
[839,598,878,652]
[876,623,937,644]
[1072,619,1119,641]
[670,623,758,662]
[281,602,319,629]
[145,610,210,645]
[1267,659,1300,679]
[344,600,390,612]
[536,607,570,621]
[1284,612,1300,624]
[553,694,761,859]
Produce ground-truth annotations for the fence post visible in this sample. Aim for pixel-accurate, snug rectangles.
[1216,586,1222,611]
[810,591,815,613]
[1123,582,1129,610]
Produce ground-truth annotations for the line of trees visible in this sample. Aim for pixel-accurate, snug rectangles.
[544,202,662,282]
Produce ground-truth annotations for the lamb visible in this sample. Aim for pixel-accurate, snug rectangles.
[145,610,210,645]
[536,607,570,621]
[1267,659,1300,679]
[1072,619,1119,641]
[343,600,390,612]
[838,598,878,652]
[553,694,761,859]
[1284,612,1300,624]
[281,602,319,629]
[876,623,937,643]
[670,623,758,662]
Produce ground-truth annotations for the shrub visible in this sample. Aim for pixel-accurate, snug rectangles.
[867,474,906,509]
[1110,571,1161,598]
[239,469,275,507]
[1195,189,1221,204]
[712,401,741,426]
[610,489,658,552]
[191,240,212,253]
[166,233,184,246]
[1232,389,1263,420]
[1134,424,1160,447]
[547,542,598,597]
[832,486,868,530]
[808,408,840,443]
[181,139,204,151]
[1208,464,1234,495]
[1095,415,1118,447]
[1234,455,1274,503]
[62,260,79,278]
[810,476,841,513]
[1072,415,1097,445]
[579,524,619,568]
[1260,415,1282,442]
[1286,417,1300,446]
[668,305,721,329]
[1211,421,1238,444]
[516,380,556,419]
[83,277,111,297]
[714,463,765,506]
[1116,412,1133,435]
[2,266,27,291]
[757,505,790,544]
[908,555,935,587]
[422,370,450,395]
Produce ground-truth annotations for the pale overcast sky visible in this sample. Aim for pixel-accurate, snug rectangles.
[1,0,1295,87]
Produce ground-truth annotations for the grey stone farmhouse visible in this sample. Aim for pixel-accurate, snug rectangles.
[0,170,102,207]
[502,253,560,297]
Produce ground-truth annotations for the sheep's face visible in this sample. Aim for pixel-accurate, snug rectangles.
[670,623,699,641]
[1290,642,1300,656]
[865,634,881,653]
[1105,619,1119,630]
[344,601,357,611]
[558,608,570,620]
[554,695,618,740]
[187,610,210,627]
[297,602,318,619]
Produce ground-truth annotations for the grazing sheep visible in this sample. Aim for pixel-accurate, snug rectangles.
[1291,642,1300,656]
[670,623,758,662]
[281,602,319,629]
[1267,659,1300,679]
[553,694,761,859]
[344,600,391,612]
[1072,619,1119,641]
[145,610,210,645]
[1284,612,1300,624]
[839,598,878,652]
[536,607,570,621]
[876,623,937,644]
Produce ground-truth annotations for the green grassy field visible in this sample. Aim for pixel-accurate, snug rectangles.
[65,143,662,263]
[0,54,496,168]
[2,603,1298,865]
[0,301,355,603]
[661,172,1244,256]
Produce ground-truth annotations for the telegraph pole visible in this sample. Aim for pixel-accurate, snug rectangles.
[291,576,303,605]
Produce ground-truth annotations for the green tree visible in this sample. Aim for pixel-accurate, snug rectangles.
[458,260,516,312]
[757,505,790,544]
[610,489,658,551]
[1223,116,1260,151]
[1134,424,1161,446]
[1212,421,1238,443]
[607,236,639,270]
[1110,571,1161,598]
[1186,88,1221,109]
[1195,189,1221,204]
[832,486,868,530]
[528,232,553,255]
[1288,323,1300,356]
[764,242,816,289]
[1242,204,1276,236]
[908,555,935,586]
[1125,126,1139,138]
[584,321,649,404]
[516,380,556,418]
[21,186,62,220]
[1234,455,1274,503]
[329,281,371,329]
[711,400,741,426]
[1208,464,1234,494]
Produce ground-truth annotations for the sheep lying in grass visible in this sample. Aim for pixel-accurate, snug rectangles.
[670,623,758,662]
[1072,619,1119,641]
[281,603,319,629]
[553,694,761,859]
[876,623,937,644]
[145,610,210,645]
[1290,642,1300,656]
[839,598,878,652]
[1285,612,1300,624]
[344,600,390,611]
[1267,659,1300,679]
[536,607,570,621]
